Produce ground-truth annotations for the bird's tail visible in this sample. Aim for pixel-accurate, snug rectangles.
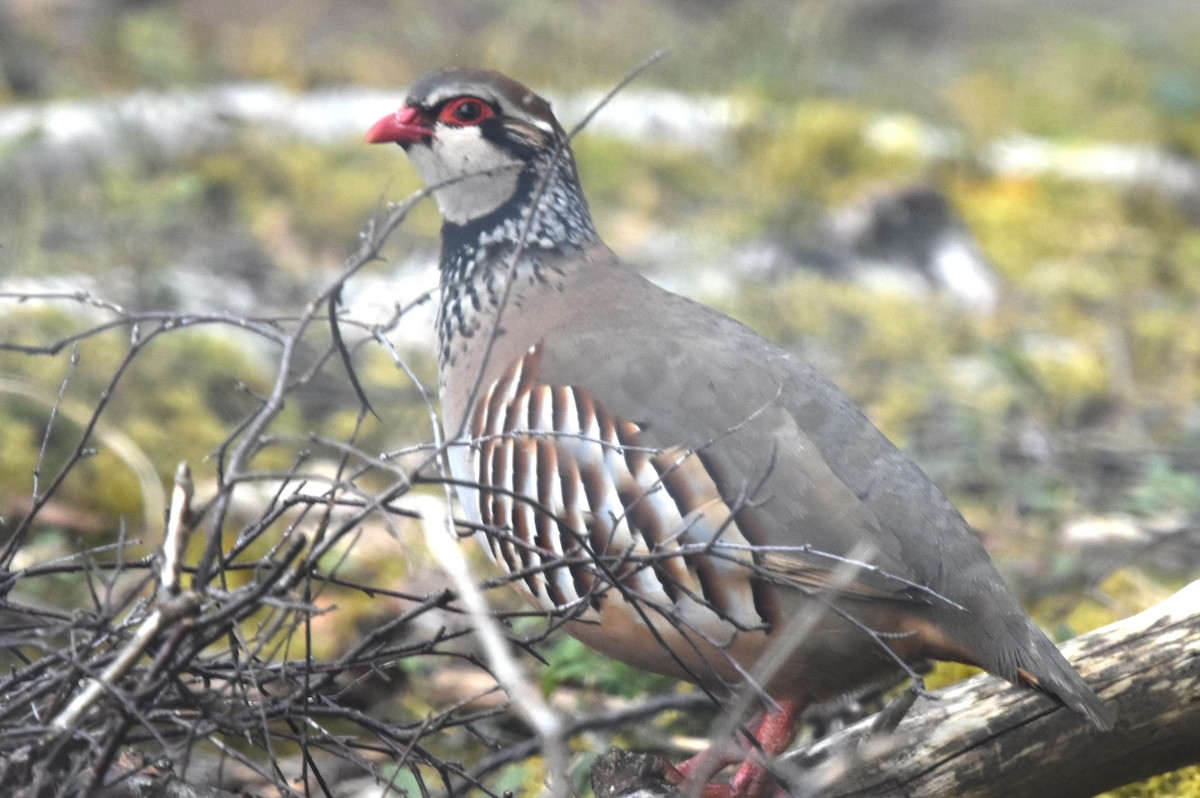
[1015,622,1114,731]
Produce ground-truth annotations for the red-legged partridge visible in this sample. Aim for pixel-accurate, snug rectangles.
[366,68,1112,798]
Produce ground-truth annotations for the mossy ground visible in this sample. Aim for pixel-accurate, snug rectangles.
[2,2,1198,795]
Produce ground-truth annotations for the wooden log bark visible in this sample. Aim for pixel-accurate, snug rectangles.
[590,580,1200,798]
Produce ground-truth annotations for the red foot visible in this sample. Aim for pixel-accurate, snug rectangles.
[660,701,802,798]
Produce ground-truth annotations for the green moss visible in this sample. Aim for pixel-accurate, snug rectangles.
[188,136,436,264]
[0,307,296,527]
[924,661,983,692]
[117,9,198,87]
[947,27,1164,142]
[575,134,727,238]
[540,635,676,699]
[1103,766,1200,798]
[731,99,924,238]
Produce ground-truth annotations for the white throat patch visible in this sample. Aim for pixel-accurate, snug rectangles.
[407,126,523,225]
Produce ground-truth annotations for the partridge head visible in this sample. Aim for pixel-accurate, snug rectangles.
[367,68,1112,797]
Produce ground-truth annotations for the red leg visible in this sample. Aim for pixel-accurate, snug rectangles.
[725,704,800,797]
[660,701,802,798]
[668,711,764,783]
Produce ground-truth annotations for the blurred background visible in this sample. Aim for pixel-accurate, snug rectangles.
[2,1,1199,796]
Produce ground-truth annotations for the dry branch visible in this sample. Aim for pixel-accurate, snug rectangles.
[590,580,1200,798]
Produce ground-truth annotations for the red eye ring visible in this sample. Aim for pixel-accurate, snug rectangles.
[438,97,495,127]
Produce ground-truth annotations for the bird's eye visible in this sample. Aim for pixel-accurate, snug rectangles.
[439,98,495,126]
